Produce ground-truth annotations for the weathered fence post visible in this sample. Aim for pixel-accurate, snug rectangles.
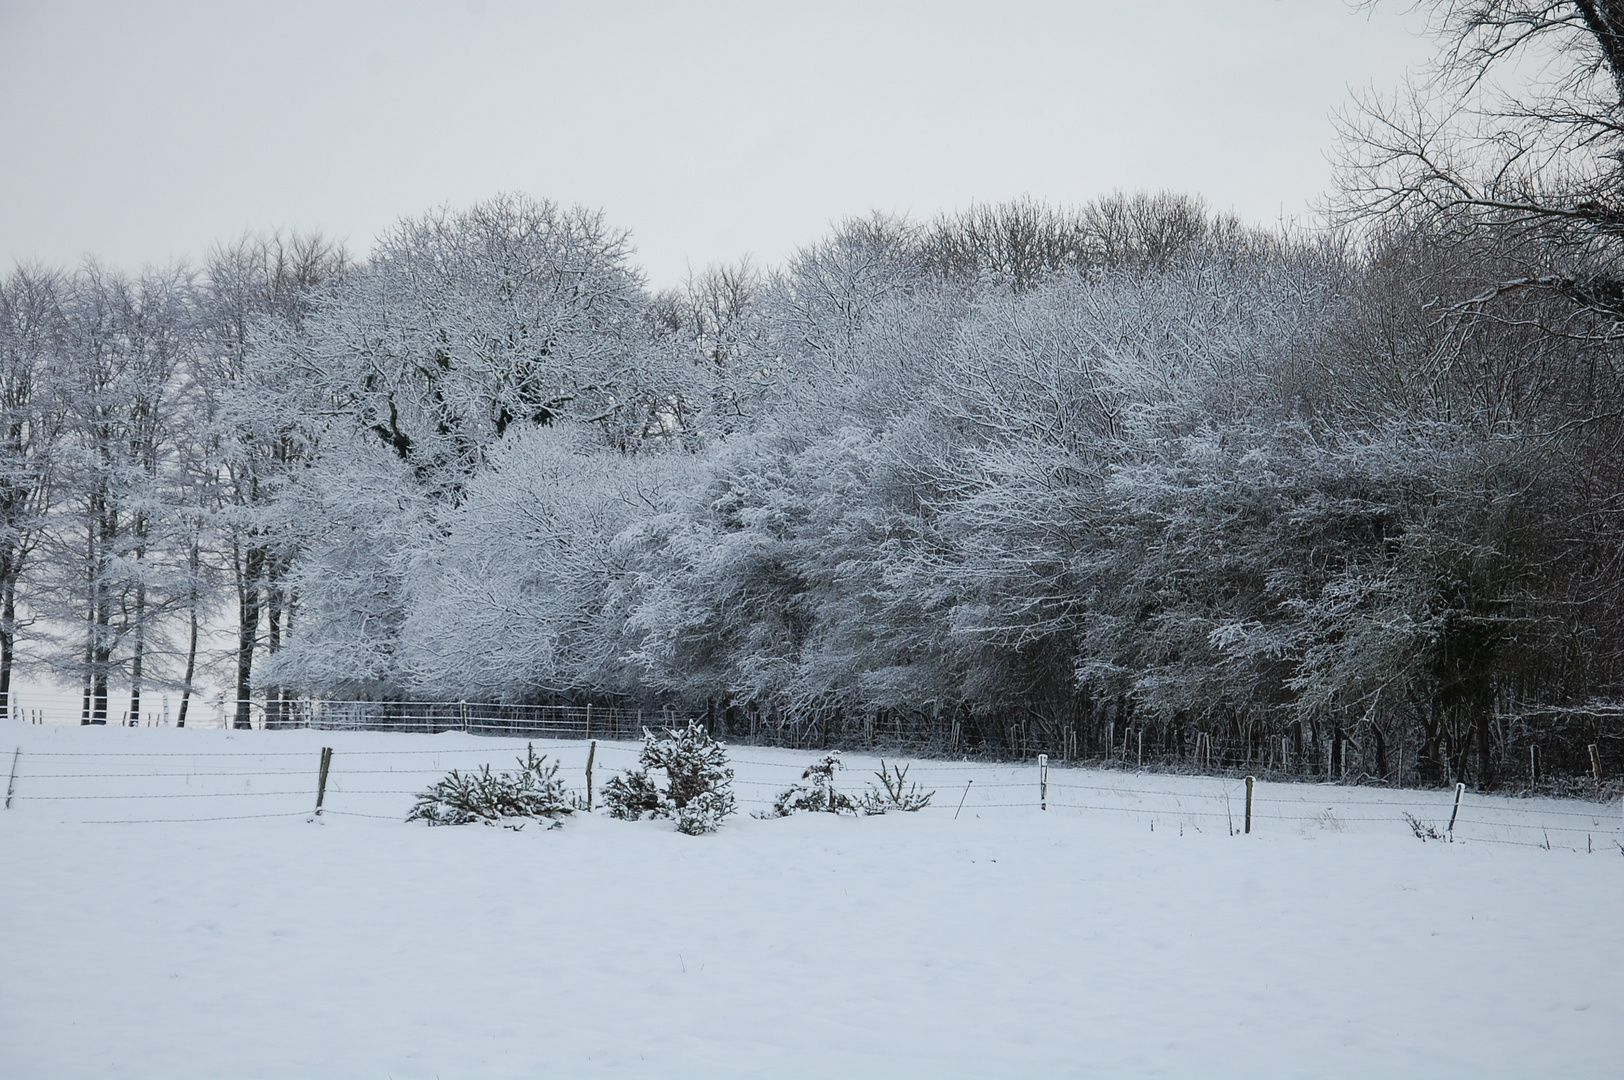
[1039,753,1048,811]
[1530,745,1541,786]
[584,703,593,741]
[1244,775,1254,834]
[954,779,973,820]
[314,747,333,817]
[1590,743,1603,782]
[1136,730,1144,769]
[1447,781,1465,842]
[585,740,596,813]
[5,747,18,809]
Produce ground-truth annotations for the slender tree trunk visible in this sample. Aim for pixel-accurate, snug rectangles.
[176,536,201,728]
[1475,706,1494,790]
[234,544,263,730]
[265,563,282,729]
[91,501,113,725]
[0,575,15,720]
[176,601,197,729]
[80,525,94,725]
[92,583,110,725]
[127,582,145,726]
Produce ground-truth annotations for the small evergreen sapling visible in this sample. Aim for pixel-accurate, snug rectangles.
[767,752,859,816]
[601,722,736,831]
[601,766,665,820]
[407,744,578,826]
[677,790,730,835]
[858,760,934,814]
[765,755,936,817]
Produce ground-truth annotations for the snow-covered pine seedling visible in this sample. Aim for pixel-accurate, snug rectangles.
[601,722,737,829]
[765,752,859,816]
[858,760,934,814]
[600,766,666,820]
[407,744,578,826]
[676,790,730,835]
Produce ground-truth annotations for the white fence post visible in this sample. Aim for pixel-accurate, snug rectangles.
[1038,753,1048,811]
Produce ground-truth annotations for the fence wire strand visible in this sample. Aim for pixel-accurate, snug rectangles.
[8,736,1619,844]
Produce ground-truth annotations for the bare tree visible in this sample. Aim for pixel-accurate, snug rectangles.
[197,232,347,729]
[0,268,66,718]
[1337,1,1624,331]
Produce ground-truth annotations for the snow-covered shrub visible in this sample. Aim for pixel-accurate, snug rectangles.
[600,767,666,821]
[766,752,859,816]
[407,744,577,826]
[601,722,736,828]
[676,790,730,835]
[858,761,934,814]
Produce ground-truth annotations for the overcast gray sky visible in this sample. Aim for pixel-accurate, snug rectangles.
[0,1,1433,289]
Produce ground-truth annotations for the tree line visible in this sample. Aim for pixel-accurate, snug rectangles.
[2,1,1620,785]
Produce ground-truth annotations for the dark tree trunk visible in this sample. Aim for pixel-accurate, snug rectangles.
[127,583,145,726]
[0,577,15,720]
[234,545,263,730]
[1475,707,1495,789]
[265,571,282,729]
[176,601,198,728]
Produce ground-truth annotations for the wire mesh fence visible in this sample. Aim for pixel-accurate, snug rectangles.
[22,694,1620,801]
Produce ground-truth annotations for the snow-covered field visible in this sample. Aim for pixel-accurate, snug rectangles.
[2,721,1619,1079]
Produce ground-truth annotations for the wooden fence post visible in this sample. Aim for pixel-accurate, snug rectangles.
[1447,781,1465,842]
[1244,775,1254,834]
[1590,743,1603,782]
[1530,745,1541,786]
[1039,754,1048,811]
[314,747,333,817]
[5,747,18,809]
[585,740,596,813]
[954,779,973,820]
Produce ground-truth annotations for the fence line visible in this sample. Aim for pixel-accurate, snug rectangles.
[17,693,1622,798]
[7,738,1620,855]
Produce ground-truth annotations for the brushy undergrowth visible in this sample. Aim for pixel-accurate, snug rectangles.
[859,760,935,814]
[764,754,936,817]
[766,752,858,816]
[408,743,578,826]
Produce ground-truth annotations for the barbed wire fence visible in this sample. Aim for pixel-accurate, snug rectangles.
[6,735,1621,854]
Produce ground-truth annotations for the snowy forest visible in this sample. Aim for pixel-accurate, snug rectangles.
[3,2,1624,786]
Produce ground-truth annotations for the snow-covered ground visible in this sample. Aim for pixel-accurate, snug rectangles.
[2,721,1619,1078]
